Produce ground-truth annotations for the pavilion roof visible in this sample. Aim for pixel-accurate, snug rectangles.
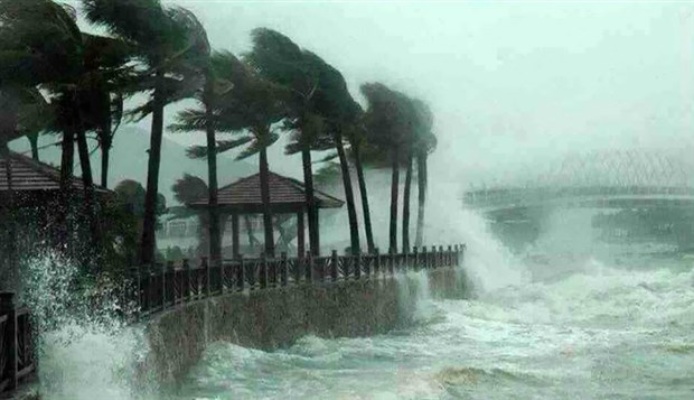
[0,150,111,194]
[187,171,344,213]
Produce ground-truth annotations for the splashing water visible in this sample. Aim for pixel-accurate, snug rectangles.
[20,172,694,399]
[17,249,151,400]
[178,177,694,399]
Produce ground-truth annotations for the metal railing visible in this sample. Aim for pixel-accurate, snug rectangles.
[0,243,465,395]
[132,244,466,318]
[0,292,37,395]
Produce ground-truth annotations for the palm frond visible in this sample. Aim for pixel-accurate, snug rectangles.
[185,136,254,159]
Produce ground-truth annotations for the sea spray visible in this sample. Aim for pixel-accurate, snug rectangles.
[422,179,529,295]
[395,270,437,324]
[17,249,154,400]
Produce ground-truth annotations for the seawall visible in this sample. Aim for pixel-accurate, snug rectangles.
[141,266,467,390]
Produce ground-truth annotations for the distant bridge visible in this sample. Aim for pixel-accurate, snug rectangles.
[464,150,694,213]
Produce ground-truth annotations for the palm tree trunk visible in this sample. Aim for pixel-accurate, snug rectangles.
[139,70,165,265]
[100,123,112,188]
[76,127,101,263]
[352,141,375,253]
[259,146,275,257]
[335,131,360,254]
[415,152,428,247]
[204,78,222,267]
[389,145,400,253]
[302,148,320,256]
[27,133,39,161]
[58,130,75,251]
[402,147,413,252]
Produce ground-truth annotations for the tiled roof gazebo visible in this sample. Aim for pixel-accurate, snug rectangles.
[188,171,344,257]
[0,150,110,205]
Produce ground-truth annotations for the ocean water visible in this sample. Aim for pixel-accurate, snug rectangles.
[176,252,694,400]
[28,188,694,399]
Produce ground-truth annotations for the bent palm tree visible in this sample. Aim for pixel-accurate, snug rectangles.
[361,83,412,253]
[246,28,325,255]
[305,53,363,254]
[83,0,211,265]
[174,52,288,258]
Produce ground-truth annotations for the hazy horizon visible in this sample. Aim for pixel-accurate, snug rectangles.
[50,0,694,188]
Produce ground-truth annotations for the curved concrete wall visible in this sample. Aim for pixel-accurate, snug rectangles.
[142,267,468,389]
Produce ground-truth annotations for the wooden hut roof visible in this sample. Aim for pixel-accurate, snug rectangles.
[0,150,111,194]
[188,171,344,213]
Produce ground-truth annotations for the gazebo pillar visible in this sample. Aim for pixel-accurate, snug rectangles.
[296,211,305,258]
[231,213,240,258]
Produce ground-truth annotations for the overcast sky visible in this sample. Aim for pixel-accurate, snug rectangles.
[73,0,694,184]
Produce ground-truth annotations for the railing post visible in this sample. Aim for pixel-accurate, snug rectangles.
[260,254,268,289]
[374,248,381,276]
[164,261,173,307]
[306,252,314,282]
[183,259,192,301]
[238,256,245,292]
[134,266,142,317]
[280,252,288,286]
[355,251,362,280]
[140,264,149,313]
[220,258,227,293]
[438,246,444,268]
[331,250,339,282]
[148,263,157,312]
[413,246,419,272]
[200,257,211,297]
[389,249,395,275]
[271,258,278,288]
[422,246,428,269]
[0,292,18,391]
[294,254,302,284]
[447,245,453,266]
[363,251,370,278]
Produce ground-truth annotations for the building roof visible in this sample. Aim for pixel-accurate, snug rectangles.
[0,150,110,194]
[188,171,344,213]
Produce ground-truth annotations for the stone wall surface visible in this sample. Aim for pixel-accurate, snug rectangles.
[142,267,466,390]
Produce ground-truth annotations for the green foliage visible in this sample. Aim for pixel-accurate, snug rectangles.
[360,82,437,167]
[114,179,167,219]
[172,51,288,161]
[172,174,207,204]
[314,161,341,188]
[83,0,210,124]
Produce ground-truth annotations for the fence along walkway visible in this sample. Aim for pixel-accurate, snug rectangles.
[134,244,465,318]
[0,292,37,395]
[0,244,464,396]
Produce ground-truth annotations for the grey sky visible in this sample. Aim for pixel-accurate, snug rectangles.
[76,0,694,183]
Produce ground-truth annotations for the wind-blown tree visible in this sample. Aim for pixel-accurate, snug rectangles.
[344,122,376,253]
[401,98,431,251]
[246,28,326,256]
[179,52,289,258]
[305,52,363,254]
[168,51,231,267]
[20,90,52,161]
[412,101,436,248]
[113,179,167,260]
[1,0,133,263]
[0,0,81,250]
[83,0,211,265]
[361,83,413,253]
[171,174,212,257]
